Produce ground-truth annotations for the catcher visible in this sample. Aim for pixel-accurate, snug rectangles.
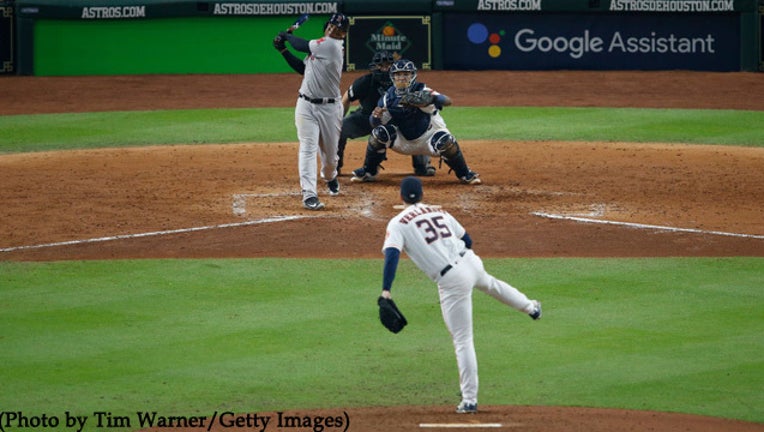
[338,50,435,177]
[350,59,481,185]
[377,176,542,414]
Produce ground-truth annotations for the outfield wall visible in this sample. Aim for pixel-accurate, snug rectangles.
[7,0,763,75]
[1,1,14,74]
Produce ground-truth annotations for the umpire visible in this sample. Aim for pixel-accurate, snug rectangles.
[338,51,435,177]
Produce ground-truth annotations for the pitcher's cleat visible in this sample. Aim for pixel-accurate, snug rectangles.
[456,401,478,414]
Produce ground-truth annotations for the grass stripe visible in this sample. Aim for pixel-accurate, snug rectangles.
[2,106,762,154]
[1,258,761,426]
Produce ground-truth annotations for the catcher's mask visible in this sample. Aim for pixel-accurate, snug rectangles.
[370,50,394,86]
[390,59,417,93]
[369,50,394,71]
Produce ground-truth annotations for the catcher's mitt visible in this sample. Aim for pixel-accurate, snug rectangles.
[400,90,434,108]
[378,296,408,334]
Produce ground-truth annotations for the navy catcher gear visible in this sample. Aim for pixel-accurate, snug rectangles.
[431,131,473,179]
[370,125,396,150]
[431,131,457,157]
[390,59,418,93]
[400,90,434,108]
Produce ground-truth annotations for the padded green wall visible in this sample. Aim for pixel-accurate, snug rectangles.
[33,17,326,76]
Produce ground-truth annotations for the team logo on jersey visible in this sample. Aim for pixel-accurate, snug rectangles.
[366,21,411,55]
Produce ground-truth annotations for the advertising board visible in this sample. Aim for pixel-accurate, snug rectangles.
[346,16,432,71]
[443,13,740,71]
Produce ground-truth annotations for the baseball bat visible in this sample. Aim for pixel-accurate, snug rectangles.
[287,14,310,34]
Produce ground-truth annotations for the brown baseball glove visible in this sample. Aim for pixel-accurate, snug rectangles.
[400,90,434,108]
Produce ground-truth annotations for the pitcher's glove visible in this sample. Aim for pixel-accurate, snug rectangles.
[378,296,407,334]
[400,90,434,108]
[273,33,287,51]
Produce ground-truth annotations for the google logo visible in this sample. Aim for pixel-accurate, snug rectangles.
[467,23,505,58]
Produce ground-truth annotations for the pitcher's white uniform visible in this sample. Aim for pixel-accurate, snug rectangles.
[295,35,344,202]
[383,200,540,410]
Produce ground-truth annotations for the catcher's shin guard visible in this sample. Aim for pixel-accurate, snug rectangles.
[443,152,471,179]
[370,125,396,150]
[362,139,388,175]
[432,132,471,178]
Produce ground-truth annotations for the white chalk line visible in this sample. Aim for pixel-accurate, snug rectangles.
[532,212,764,240]
[419,423,507,428]
[0,216,310,253]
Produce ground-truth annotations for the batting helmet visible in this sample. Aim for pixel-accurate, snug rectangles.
[390,59,417,92]
[327,13,349,32]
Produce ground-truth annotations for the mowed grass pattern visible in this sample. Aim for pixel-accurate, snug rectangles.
[1,258,762,428]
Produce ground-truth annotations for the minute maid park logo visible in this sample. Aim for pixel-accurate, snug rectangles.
[366,21,412,54]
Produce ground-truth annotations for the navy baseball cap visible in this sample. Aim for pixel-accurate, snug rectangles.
[400,176,423,204]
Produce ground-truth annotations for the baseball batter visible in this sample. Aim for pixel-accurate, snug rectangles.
[380,176,542,414]
[351,59,480,185]
[274,13,348,210]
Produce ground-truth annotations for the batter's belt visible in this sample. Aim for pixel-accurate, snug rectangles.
[299,93,337,104]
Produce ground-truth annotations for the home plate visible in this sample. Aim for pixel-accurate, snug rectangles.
[419,423,504,428]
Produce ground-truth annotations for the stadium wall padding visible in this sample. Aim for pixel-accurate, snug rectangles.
[10,0,762,75]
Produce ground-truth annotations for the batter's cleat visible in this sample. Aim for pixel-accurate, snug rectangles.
[327,177,340,196]
[350,167,377,182]
[456,401,478,414]
[529,300,542,320]
[414,165,437,177]
[303,196,325,211]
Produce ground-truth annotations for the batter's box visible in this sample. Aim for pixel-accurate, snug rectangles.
[232,190,392,220]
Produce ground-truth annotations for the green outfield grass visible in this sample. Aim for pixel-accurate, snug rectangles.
[1,106,762,153]
[0,258,762,431]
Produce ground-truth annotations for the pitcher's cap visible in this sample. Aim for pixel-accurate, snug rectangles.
[400,176,423,204]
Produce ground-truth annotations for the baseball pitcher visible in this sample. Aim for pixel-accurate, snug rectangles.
[378,176,542,414]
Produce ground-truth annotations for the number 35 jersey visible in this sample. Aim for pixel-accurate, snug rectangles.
[383,203,468,281]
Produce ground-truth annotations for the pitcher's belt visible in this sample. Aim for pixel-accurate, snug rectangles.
[440,250,467,277]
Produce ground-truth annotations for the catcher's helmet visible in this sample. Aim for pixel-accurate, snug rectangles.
[327,13,349,32]
[390,59,417,92]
